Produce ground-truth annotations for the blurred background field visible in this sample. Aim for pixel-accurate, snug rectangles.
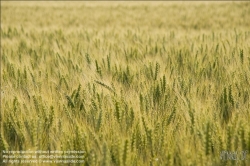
[1,1,250,165]
[2,1,250,32]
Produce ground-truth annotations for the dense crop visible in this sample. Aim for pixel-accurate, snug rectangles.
[1,2,250,165]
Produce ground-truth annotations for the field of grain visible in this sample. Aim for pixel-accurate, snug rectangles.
[1,2,250,165]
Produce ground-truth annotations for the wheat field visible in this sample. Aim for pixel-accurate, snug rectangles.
[1,1,250,166]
